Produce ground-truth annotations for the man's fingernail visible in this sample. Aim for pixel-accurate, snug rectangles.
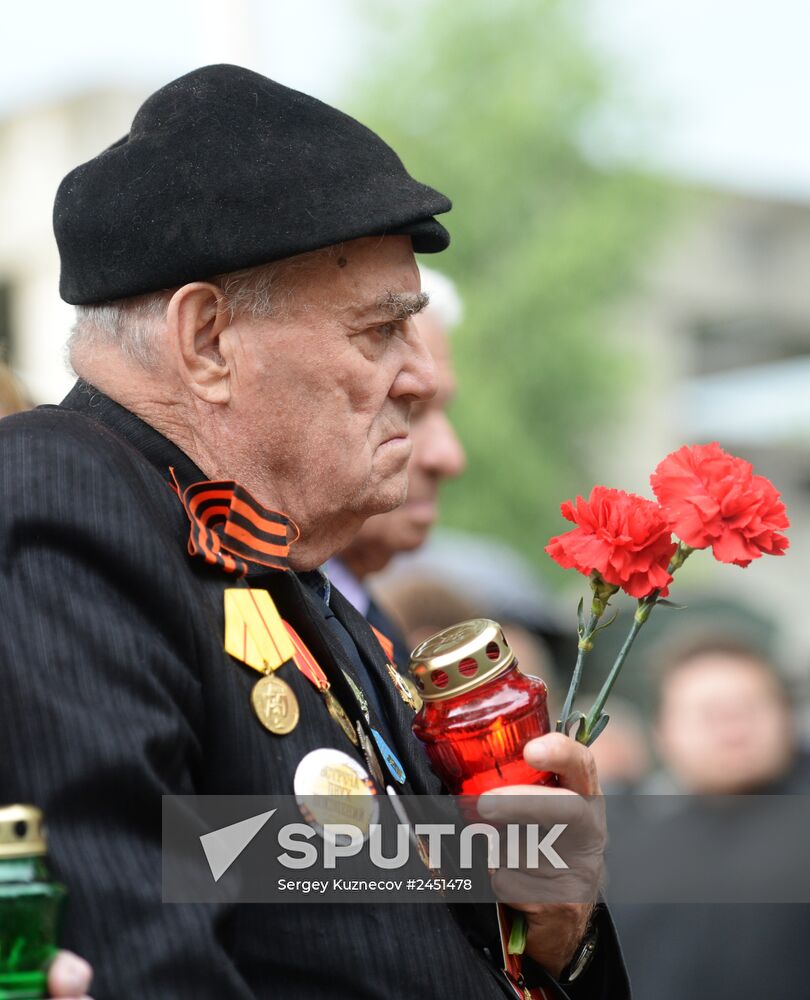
[61,972,85,995]
[477,795,498,818]
[60,956,90,994]
[525,745,548,767]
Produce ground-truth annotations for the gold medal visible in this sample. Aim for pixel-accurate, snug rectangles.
[322,688,359,746]
[251,674,300,734]
[385,662,421,711]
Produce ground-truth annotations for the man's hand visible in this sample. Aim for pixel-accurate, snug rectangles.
[478,732,605,978]
[47,950,93,999]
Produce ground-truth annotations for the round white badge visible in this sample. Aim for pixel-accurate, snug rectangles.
[294,748,379,842]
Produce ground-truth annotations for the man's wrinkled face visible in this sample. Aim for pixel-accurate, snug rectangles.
[224,237,438,541]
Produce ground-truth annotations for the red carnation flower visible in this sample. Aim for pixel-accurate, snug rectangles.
[650,442,789,567]
[546,486,676,599]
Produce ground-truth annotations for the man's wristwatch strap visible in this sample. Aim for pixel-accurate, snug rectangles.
[558,922,599,985]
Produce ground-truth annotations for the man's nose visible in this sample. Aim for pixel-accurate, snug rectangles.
[391,323,439,403]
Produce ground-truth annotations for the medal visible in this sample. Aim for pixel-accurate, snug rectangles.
[224,587,300,735]
[343,671,370,722]
[355,721,386,788]
[284,622,359,747]
[322,687,359,746]
[371,729,406,785]
[294,748,378,841]
[385,661,421,711]
[251,674,300,734]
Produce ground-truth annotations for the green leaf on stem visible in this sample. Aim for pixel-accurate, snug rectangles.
[656,599,688,610]
[594,610,619,632]
[581,713,610,746]
[576,596,584,632]
[563,710,586,739]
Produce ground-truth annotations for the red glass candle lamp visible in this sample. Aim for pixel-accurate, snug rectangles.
[410,619,555,795]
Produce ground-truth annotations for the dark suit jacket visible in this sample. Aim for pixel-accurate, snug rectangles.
[0,381,629,999]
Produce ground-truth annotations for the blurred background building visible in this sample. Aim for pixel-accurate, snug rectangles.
[2,0,809,695]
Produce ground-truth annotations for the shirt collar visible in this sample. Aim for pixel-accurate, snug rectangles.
[324,558,371,617]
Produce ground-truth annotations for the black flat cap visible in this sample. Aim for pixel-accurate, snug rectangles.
[54,64,451,305]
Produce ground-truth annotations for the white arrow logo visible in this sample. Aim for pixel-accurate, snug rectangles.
[199,809,276,882]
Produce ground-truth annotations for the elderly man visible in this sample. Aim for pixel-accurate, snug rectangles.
[0,66,625,999]
[327,266,466,667]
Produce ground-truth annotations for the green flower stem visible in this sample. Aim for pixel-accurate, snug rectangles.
[555,611,600,734]
[577,542,695,746]
[507,911,528,955]
[577,611,645,745]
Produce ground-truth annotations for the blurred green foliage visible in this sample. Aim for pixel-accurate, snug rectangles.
[347,0,671,581]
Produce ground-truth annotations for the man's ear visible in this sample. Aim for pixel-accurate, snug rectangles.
[166,283,232,403]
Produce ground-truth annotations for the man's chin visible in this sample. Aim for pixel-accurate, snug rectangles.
[360,475,410,519]
[397,525,432,552]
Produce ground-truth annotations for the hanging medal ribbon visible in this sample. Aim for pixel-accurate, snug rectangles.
[223,588,300,734]
[283,622,359,747]
[370,625,395,664]
[224,588,296,671]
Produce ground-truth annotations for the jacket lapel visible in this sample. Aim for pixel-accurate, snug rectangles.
[329,586,441,795]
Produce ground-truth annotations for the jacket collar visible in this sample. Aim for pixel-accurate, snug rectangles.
[58,380,297,577]
[59,379,204,488]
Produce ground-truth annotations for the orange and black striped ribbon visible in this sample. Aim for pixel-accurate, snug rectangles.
[170,468,300,576]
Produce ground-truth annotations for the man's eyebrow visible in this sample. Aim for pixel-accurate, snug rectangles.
[354,290,430,322]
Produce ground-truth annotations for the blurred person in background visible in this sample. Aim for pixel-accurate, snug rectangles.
[649,636,807,794]
[327,265,466,667]
[613,636,810,1000]
[373,527,574,682]
[378,568,562,718]
[0,362,31,416]
[375,574,482,652]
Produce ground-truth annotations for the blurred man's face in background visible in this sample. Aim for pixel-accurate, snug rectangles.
[345,308,466,564]
[656,653,794,794]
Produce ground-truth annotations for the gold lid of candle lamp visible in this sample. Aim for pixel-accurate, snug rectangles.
[0,804,48,859]
[409,618,514,701]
